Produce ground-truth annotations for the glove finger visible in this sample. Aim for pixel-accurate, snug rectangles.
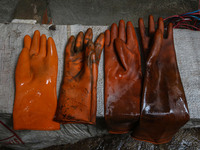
[94,33,104,65]
[119,20,126,42]
[15,48,31,82]
[126,21,139,54]
[105,29,110,47]
[146,29,163,66]
[139,18,147,45]
[30,30,40,56]
[85,41,95,69]
[127,21,134,45]
[90,52,98,123]
[75,31,84,53]
[65,36,75,58]
[110,23,118,44]
[39,34,47,57]
[127,21,138,47]
[149,15,155,36]
[47,37,58,63]
[24,35,31,49]
[104,29,118,65]
[158,17,164,34]
[167,23,173,39]
[84,28,93,45]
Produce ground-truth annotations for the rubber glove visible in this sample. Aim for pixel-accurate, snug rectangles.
[132,16,190,144]
[55,28,104,124]
[13,30,60,130]
[104,20,142,134]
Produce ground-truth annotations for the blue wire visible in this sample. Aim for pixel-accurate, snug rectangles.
[187,15,200,20]
[182,9,200,16]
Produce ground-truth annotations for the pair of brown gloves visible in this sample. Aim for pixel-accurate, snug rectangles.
[13,15,189,144]
[105,16,189,144]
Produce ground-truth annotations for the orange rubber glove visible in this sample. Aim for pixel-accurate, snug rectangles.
[13,30,60,130]
[55,28,104,124]
[131,16,190,144]
[104,20,142,134]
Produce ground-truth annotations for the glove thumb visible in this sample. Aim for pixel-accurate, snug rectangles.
[115,38,131,70]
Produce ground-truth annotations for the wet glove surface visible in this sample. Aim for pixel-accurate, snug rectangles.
[55,28,104,124]
[132,16,190,144]
[13,30,60,130]
[104,20,142,134]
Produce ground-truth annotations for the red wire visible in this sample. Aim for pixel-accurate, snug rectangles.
[164,8,200,30]
[177,24,200,30]
[174,26,191,30]
[163,15,180,21]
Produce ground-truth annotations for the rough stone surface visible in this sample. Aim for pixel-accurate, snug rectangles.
[41,128,200,150]
[13,0,52,24]
[0,0,198,26]
[0,0,19,23]
[49,0,198,26]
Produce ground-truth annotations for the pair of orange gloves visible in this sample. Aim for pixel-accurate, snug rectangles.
[13,16,189,144]
[13,28,104,130]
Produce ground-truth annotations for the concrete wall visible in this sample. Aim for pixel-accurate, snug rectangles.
[0,0,198,26]
[0,0,19,23]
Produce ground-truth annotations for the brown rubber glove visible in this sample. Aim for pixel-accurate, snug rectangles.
[55,28,104,124]
[132,16,190,144]
[104,20,142,134]
[13,30,60,130]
